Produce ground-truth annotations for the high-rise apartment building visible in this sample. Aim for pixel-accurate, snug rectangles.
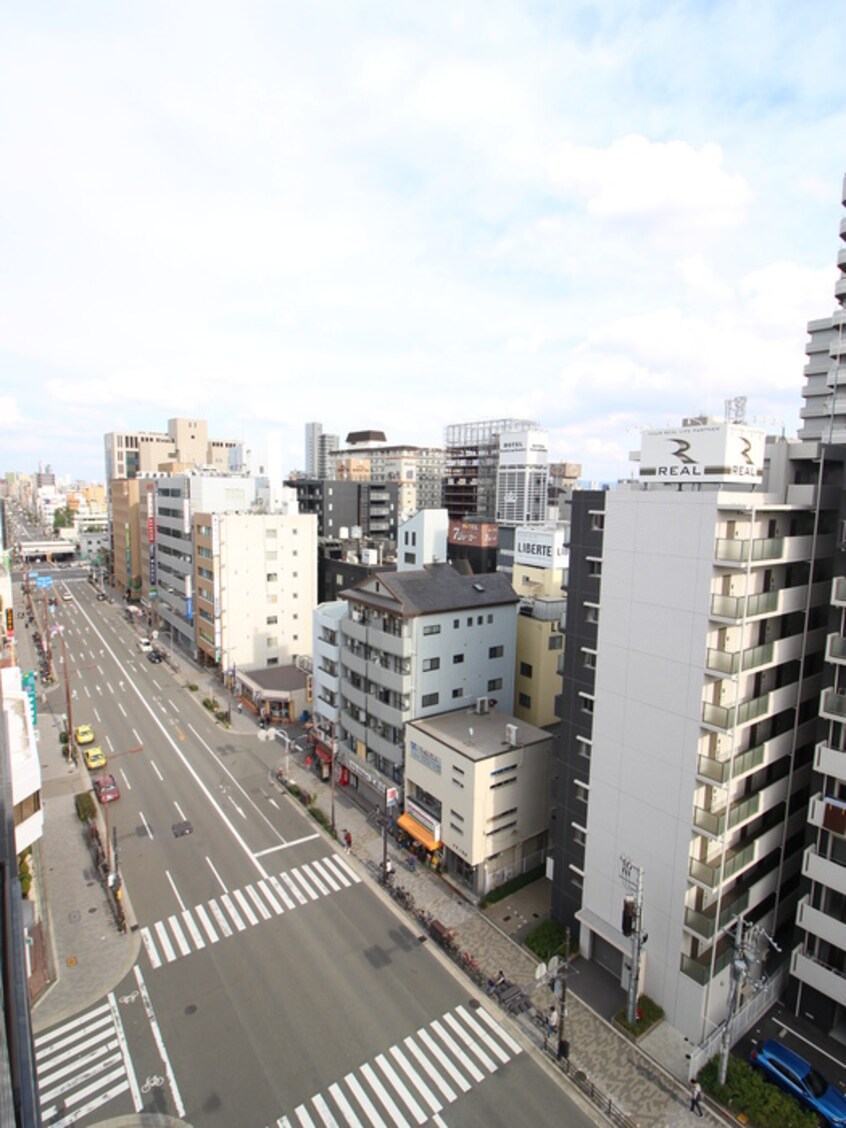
[305,422,339,480]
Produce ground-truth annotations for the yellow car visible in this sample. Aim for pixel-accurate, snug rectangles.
[83,746,106,770]
[74,725,95,745]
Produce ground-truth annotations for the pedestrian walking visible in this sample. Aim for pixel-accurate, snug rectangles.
[689,1079,703,1117]
[546,1005,559,1039]
[344,830,352,853]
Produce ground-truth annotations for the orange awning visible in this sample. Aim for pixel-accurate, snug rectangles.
[396,812,442,852]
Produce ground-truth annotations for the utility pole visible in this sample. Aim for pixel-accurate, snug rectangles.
[620,855,646,1027]
[717,917,780,1085]
[547,928,571,1060]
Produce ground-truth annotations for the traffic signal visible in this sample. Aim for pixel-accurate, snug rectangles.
[622,896,635,937]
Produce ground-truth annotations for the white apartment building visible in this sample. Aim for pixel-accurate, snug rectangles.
[496,428,550,528]
[1,666,43,857]
[312,601,348,738]
[146,472,265,656]
[572,424,823,1044]
[338,563,519,805]
[194,510,317,674]
[405,706,551,898]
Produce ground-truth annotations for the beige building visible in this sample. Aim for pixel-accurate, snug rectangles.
[512,526,568,728]
[104,417,239,484]
[404,704,551,899]
[194,510,318,675]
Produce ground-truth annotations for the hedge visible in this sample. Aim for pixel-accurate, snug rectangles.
[700,1055,817,1128]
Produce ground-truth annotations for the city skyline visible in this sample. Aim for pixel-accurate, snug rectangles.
[1,3,844,483]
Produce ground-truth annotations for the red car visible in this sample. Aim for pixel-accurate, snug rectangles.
[93,774,120,804]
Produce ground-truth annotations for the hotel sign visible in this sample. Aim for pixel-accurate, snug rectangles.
[639,424,765,484]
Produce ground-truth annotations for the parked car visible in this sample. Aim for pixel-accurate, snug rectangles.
[137,638,153,653]
[83,746,106,770]
[96,592,108,601]
[74,724,95,745]
[93,774,120,804]
[750,1040,846,1127]
[148,649,164,664]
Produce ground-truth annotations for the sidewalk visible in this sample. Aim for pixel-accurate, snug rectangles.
[30,695,141,1034]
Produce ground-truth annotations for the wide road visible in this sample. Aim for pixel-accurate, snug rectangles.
[30,578,599,1127]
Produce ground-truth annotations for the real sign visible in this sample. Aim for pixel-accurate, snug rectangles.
[639,423,765,484]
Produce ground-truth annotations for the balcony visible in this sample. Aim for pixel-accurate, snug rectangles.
[705,642,774,677]
[790,947,846,1004]
[693,793,761,837]
[802,846,846,896]
[821,688,846,722]
[833,576,846,607]
[714,537,784,564]
[689,840,756,889]
[368,660,412,695]
[702,694,770,732]
[342,617,367,644]
[342,649,367,678]
[826,634,846,665]
[796,895,846,950]
[709,591,779,621]
[697,740,766,785]
[680,942,735,986]
[367,623,409,659]
[684,890,749,940]
[814,741,846,780]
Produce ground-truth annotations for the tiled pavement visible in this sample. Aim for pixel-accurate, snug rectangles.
[29,640,730,1127]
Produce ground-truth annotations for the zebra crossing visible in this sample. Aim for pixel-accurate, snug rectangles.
[140,852,360,969]
[275,1002,523,1128]
[35,997,138,1127]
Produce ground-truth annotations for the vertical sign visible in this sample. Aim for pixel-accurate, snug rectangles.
[146,483,157,585]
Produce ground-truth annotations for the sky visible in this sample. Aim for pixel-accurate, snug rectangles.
[1,1,845,486]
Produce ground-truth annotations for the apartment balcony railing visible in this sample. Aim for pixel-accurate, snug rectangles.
[790,947,846,1002]
[689,840,756,889]
[680,942,735,986]
[814,741,846,780]
[697,740,766,785]
[705,642,774,677]
[820,688,846,722]
[692,793,761,838]
[701,694,770,732]
[684,890,749,941]
[826,633,846,665]
[714,537,784,564]
[709,590,779,621]
[832,576,846,607]
[802,846,846,896]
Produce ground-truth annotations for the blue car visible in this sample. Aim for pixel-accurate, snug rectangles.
[750,1039,846,1128]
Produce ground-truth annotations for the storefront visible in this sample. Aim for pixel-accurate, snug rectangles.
[396,804,443,870]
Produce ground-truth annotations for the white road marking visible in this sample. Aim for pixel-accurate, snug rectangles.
[282,871,308,905]
[245,883,272,920]
[291,867,319,901]
[151,760,164,781]
[194,902,220,943]
[108,990,143,1111]
[416,1029,470,1092]
[165,871,186,913]
[300,862,329,896]
[443,1011,496,1073]
[119,767,131,790]
[344,1072,387,1128]
[429,1020,484,1083]
[221,892,247,931]
[174,800,187,820]
[208,898,234,938]
[140,928,162,968]
[374,1053,426,1124]
[139,811,154,839]
[118,702,127,717]
[233,887,259,926]
[132,727,142,745]
[328,1081,363,1127]
[154,921,177,963]
[206,855,228,893]
[389,1045,442,1114]
[168,914,192,957]
[133,965,185,1118]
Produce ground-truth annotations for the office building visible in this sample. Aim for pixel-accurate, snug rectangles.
[104,417,239,485]
[443,418,538,520]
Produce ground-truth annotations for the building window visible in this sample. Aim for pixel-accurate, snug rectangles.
[518,692,531,708]
[585,603,599,623]
[267,615,278,625]
[548,635,563,651]
[487,614,493,623]
[589,512,605,531]
[452,688,464,699]
[423,625,441,636]
[488,678,502,692]
[423,657,440,672]
[489,645,503,659]
[572,825,586,847]
[519,661,533,678]
[579,694,594,715]
[453,619,459,628]
[453,654,464,664]
[576,736,592,760]
[267,572,278,582]
[422,692,439,707]
[588,559,602,577]
[582,649,596,669]
[574,781,589,804]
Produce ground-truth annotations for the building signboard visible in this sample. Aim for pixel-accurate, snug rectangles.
[639,424,765,484]
[406,796,441,840]
[410,739,442,775]
[448,521,498,549]
[514,527,568,569]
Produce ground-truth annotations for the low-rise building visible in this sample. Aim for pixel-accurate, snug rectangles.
[404,704,551,898]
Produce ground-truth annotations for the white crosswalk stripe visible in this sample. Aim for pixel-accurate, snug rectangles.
[35,1000,136,1125]
[275,1006,521,1127]
[141,854,357,969]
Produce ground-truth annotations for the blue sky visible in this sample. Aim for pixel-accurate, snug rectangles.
[1,1,844,485]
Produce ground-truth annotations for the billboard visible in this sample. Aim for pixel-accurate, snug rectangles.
[514,527,568,569]
[448,521,498,549]
[639,424,765,484]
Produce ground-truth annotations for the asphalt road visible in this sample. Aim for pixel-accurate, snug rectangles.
[28,575,600,1127]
